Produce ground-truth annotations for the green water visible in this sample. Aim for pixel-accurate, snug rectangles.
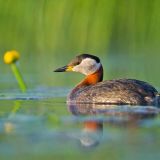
[0,90,160,160]
[1,0,160,160]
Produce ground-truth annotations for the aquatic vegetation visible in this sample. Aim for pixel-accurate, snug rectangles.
[3,50,27,92]
[3,50,19,64]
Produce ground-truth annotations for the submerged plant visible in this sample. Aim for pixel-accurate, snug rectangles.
[4,50,27,92]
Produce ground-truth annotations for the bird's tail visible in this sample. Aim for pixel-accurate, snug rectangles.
[155,93,160,106]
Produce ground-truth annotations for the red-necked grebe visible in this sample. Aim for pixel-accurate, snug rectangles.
[54,54,159,105]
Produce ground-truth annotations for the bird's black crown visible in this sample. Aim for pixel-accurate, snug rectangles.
[69,54,100,66]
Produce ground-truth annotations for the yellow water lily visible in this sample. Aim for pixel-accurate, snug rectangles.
[4,50,20,64]
[3,50,27,92]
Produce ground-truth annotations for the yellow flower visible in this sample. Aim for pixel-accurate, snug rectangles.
[4,50,20,64]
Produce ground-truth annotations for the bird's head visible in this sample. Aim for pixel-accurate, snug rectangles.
[54,54,101,75]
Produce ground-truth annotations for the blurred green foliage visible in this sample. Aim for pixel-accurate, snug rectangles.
[1,0,160,55]
[0,0,160,88]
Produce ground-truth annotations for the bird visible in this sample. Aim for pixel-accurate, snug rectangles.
[54,54,160,105]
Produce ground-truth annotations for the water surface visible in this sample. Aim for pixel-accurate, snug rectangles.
[0,87,160,160]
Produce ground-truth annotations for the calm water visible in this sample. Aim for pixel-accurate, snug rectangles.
[0,85,160,160]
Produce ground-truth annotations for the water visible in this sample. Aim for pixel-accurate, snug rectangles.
[0,86,160,160]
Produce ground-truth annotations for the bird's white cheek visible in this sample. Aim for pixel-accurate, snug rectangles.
[86,63,101,75]
[72,63,101,75]
[72,65,83,73]
[73,65,89,75]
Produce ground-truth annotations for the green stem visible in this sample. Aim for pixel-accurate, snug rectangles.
[8,101,21,119]
[11,63,27,92]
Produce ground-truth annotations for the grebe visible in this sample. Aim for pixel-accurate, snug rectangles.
[54,54,160,105]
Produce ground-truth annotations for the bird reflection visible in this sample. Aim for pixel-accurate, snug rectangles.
[79,120,103,147]
[68,103,159,147]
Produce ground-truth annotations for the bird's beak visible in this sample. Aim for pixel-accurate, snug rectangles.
[54,65,73,72]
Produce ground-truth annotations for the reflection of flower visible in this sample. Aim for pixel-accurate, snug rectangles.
[4,50,20,64]
[4,122,15,133]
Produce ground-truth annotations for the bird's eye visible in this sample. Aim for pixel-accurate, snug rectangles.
[76,61,80,65]
[74,59,81,65]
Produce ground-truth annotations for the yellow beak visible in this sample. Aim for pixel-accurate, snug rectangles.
[54,65,73,72]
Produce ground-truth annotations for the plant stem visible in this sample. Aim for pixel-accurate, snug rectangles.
[11,63,27,92]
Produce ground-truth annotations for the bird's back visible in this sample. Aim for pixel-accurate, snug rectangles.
[68,79,158,105]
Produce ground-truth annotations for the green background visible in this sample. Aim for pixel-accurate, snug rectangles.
[0,0,160,90]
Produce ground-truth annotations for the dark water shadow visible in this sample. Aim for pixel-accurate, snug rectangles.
[67,103,160,148]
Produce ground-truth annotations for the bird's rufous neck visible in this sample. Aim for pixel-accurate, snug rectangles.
[77,65,103,88]
[68,65,103,100]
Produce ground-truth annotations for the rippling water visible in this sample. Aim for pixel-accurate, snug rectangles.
[0,87,160,160]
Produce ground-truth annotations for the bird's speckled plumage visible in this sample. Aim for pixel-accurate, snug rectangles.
[67,79,158,105]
